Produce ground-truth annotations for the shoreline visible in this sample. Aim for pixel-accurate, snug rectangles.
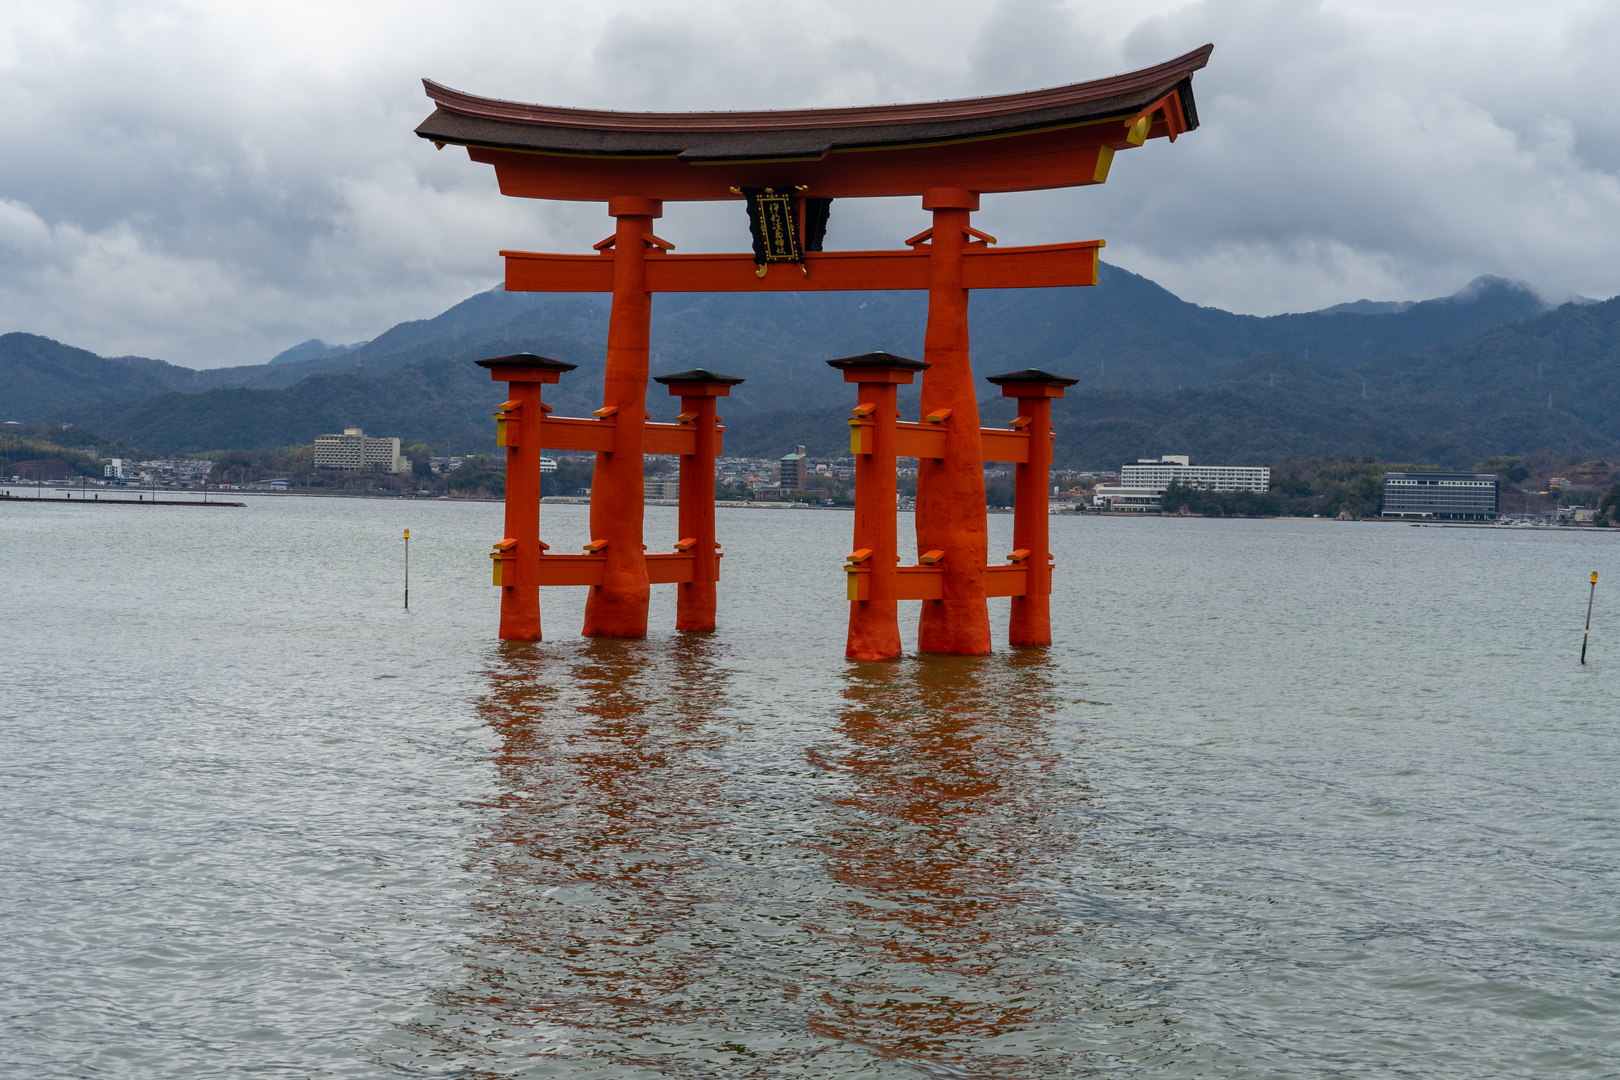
[5,490,1607,530]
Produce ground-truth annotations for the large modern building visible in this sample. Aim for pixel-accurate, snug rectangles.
[1381,472,1498,519]
[1092,455,1271,511]
[313,429,410,473]
[644,477,679,500]
[779,445,808,490]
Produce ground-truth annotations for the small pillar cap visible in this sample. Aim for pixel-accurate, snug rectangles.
[826,351,928,372]
[476,353,578,373]
[653,368,745,386]
[986,368,1079,387]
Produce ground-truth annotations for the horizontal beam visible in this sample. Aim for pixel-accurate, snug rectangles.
[472,131,1123,202]
[895,564,944,601]
[983,563,1030,598]
[981,429,1040,463]
[895,422,946,460]
[849,562,1035,600]
[538,417,723,456]
[502,241,1102,294]
[535,550,702,587]
[539,416,614,453]
[646,551,697,584]
[645,421,721,456]
[536,553,605,587]
[884,424,1035,463]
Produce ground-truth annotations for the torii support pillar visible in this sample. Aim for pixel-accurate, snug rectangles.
[987,368,1079,647]
[916,187,992,656]
[477,352,579,641]
[584,195,662,639]
[653,367,746,632]
[830,352,927,661]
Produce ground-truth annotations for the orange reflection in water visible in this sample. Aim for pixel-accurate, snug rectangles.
[431,636,733,1071]
[805,651,1078,1073]
[415,642,1166,1077]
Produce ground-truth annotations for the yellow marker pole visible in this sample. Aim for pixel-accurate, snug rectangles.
[404,529,411,610]
[1581,571,1597,664]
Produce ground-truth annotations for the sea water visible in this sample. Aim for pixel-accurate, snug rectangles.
[2,497,1617,1078]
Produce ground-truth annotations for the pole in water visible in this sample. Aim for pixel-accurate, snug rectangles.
[1581,570,1597,665]
[404,529,410,610]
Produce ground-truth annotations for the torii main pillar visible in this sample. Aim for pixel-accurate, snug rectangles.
[583,197,659,638]
[916,188,990,654]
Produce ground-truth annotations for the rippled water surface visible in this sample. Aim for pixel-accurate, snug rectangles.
[3,496,1618,1078]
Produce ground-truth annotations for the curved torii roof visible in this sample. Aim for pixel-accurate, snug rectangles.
[416,45,1212,202]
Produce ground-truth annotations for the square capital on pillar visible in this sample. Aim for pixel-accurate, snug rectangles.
[987,367,1079,398]
[607,195,663,218]
[477,352,577,384]
[827,351,928,384]
[654,368,745,397]
[922,187,979,211]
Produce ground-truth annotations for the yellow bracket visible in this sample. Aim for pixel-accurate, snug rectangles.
[673,538,697,552]
[592,406,618,419]
[583,539,609,553]
[1007,548,1031,563]
[846,548,873,564]
[1009,416,1032,430]
[926,408,952,424]
[919,549,945,565]
[1093,145,1114,183]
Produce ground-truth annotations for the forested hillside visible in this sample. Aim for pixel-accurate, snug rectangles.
[5,265,1609,467]
[5,264,1553,420]
[722,299,1620,466]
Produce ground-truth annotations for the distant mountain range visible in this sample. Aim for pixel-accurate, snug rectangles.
[267,338,368,366]
[2,263,1613,467]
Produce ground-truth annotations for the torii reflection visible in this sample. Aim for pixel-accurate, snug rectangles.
[413,641,1179,1076]
[804,651,1086,1074]
[429,636,734,1071]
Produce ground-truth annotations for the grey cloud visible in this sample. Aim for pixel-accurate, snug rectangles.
[0,0,1615,368]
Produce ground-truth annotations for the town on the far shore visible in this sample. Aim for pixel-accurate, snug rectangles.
[4,419,1617,525]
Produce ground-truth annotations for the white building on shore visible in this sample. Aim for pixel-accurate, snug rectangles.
[314,429,410,473]
[1092,455,1270,511]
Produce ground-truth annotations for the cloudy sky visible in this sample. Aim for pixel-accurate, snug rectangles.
[2,0,1617,368]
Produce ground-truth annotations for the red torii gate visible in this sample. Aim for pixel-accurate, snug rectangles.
[417,44,1211,658]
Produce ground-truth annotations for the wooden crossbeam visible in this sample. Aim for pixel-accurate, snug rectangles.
[883,423,1036,463]
[980,429,1035,463]
[502,240,1102,294]
[846,561,1038,601]
[536,416,723,456]
[535,550,701,587]
[854,421,1033,461]
[983,564,1030,598]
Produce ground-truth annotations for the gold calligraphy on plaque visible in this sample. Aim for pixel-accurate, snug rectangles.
[740,186,808,277]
